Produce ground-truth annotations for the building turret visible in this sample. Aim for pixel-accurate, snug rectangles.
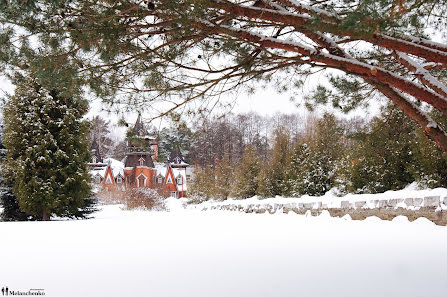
[124,113,156,168]
[90,137,104,165]
[168,147,188,168]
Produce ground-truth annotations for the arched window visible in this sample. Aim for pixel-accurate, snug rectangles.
[139,157,145,166]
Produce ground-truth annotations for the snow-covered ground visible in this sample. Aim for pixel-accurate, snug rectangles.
[0,199,447,297]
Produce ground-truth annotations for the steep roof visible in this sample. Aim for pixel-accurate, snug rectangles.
[124,153,154,168]
[90,137,103,163]
[133,113,144,133]
[168,147,188,166]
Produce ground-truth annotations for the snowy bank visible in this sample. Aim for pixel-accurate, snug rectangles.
[1,204,446,297]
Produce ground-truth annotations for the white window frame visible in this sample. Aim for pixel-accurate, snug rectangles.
[105,174,113,184]
[170,191,177,198]
[166,175,173,184]
[176,177,183,185]
[157,177,163,184]
[95,175,101,184]
[116,176,123,184]
[137,174,147,188]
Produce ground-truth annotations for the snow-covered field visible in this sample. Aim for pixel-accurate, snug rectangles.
[1,198,447,297]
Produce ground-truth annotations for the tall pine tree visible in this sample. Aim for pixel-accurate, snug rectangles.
[3,75,95,220]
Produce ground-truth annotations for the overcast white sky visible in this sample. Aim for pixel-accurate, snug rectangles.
[1,71,379,142]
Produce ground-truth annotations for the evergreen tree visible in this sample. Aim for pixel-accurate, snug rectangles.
[89,116,114,157]
[215,157,234,200]
[232,145,260,199]
[407,110,447,187]
[284,114,345,197]
[349,105,415,193]
[2,1,447,151]
[294,146,336,196]
[282,143,310,197]
[189,166,216,199]
[3,75,95,220]
[158,122,193,162]
[257,127,291,197]
[0,128,29,221]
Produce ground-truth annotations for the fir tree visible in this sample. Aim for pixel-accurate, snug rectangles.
[285,114,345,197]
[403,109,447,187]
[232,145,260,199]
[89,116,114,157]
[0,128,29,221]
[158,122,193,162]
[282,143,310,197]
[3,75,95,220]
[215,157,234,200]
[257,127,291,197]
[349,105,415,193]
[189,166,216,199]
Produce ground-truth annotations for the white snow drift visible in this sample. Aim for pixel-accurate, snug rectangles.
[1,195,447,297]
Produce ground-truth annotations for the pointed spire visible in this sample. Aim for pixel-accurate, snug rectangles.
[133,112,146,135]
[91,137,99,151]
[169,146,186,165]
[90,137,103,163]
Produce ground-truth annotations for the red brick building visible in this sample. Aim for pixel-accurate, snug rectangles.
[89,115,189,198]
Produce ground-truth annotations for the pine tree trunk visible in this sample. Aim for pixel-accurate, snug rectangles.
[42,209,50,221]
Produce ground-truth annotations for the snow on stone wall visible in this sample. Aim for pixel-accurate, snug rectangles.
[191,186,447,214]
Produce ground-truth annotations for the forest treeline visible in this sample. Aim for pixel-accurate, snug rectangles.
[91,104,447,199]
[188,105,447,199]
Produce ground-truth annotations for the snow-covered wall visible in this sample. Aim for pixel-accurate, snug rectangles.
[190,186,447,225]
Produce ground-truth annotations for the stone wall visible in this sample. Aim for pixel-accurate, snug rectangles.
[198,195,447,226]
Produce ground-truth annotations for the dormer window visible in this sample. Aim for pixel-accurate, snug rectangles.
[92,156,97,163]
[157,177,163,184]
[95,175,101,183]
[116,176,123,184]
[139,157,145,166]
[105,175,113,184]
[176,177,183,185]
[175,157,181,164]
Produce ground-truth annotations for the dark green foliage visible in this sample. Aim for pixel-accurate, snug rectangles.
[349,105,416,193]
[2,75,96,220]
[189,166,216,199]
[282,143,311,197]
[280,114,347,197]
[0,0,446,155]
[257,127,291,197]
[215,157,234,200]
[0,132,29,221]
[233,145,260,199]
[409,111,447,187]
[158,122,193,162]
